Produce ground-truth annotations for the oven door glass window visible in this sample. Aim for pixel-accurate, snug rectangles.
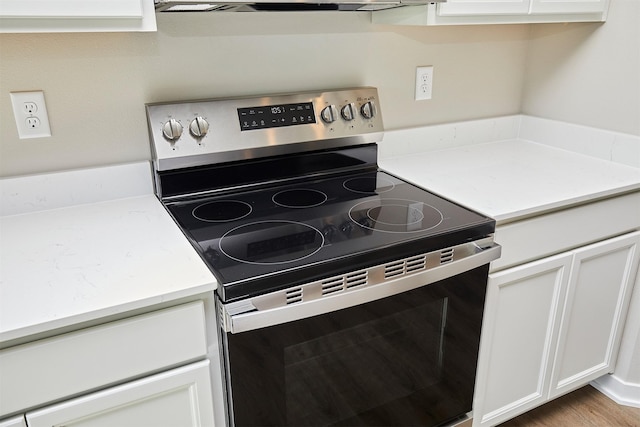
[222,266,488,427]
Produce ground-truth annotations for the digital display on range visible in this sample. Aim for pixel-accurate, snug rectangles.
[238,102,316,131]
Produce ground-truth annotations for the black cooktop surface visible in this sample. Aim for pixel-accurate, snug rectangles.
[167,170,494,301]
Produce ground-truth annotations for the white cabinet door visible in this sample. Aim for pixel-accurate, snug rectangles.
[0,0,143,18]
[0,301,208,418]
[0,416,26,427]
[437,0,609,16]
[473,254,571,427]
[473,231,640,427]
[549,232,640,399]
[0,0,156,32]
[438,0,531,16]
[531,0,609,14]
[372,0,610,25]
[27,361,215,427]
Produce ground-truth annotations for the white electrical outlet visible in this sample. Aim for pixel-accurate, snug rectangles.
[10,91,52,139]
[415,66,434,101]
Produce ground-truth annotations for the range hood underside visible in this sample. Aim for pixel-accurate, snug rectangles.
[155,0,444,12]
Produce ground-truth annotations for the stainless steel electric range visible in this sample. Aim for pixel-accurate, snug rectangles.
[147,87,501,427]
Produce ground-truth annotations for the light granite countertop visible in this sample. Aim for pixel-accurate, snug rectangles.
[380,139,640,224]
[0,162,216,345]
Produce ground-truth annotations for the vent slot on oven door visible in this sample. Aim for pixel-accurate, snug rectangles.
[346,271,368,289]
[384,254,427,279]
[440,248,455,264]
[321,271,368,296]
[286,287,304,305]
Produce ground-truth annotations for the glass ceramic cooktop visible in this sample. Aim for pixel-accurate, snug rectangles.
[167,170,494,301]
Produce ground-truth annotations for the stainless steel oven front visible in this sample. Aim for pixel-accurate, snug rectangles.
[219,239,499,427]
[146,87,500,427]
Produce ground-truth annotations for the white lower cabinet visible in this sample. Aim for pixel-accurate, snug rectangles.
[473,253,571,426]
[26,360,215,427]
[549,234,640,398]
[0,302,209,417]
[0,301,217,427]
[473,231,640,427]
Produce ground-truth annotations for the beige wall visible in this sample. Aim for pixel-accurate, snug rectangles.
[0,13,529,177]
[522,0,640,136]
[1,3,638,178]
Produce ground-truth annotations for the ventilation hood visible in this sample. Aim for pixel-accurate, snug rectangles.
[155,0,445,12]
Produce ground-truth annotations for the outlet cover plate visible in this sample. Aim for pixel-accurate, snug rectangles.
[415,66,434,101]
[10,91,52,139]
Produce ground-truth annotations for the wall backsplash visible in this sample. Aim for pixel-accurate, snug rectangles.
[0,12,529,177]
[1,1,637,178]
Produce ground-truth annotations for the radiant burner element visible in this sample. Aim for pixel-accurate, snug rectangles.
[193,200,252,222]
[343,175,395,194]
[272,189,328,208]
[350,199,444,233]
[219,220,324,265]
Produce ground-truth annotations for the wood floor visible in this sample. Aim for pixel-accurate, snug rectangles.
[499,385,640,426]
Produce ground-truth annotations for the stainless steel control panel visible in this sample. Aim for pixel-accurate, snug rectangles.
[146,87,384,171]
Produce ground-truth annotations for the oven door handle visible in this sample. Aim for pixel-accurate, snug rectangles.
[221,239,501,334]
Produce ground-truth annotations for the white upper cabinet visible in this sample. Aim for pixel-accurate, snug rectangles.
[0,416,26,427]
[372,0,610,25]
[438,0,609,16]
[0,0,156,32]
[438,0,532,16]
[531,0,610,14]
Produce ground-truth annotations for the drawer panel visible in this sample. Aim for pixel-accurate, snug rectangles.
[492,192,640,272]
[0,301,207,417]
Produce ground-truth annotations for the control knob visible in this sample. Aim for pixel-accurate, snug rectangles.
[189,116,210,138]
[162,119,183,141]
[320,105,338,123]
[360,101,376,119]
[341,103,356,121]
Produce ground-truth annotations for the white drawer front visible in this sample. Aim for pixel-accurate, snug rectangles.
[26,361,214,427]
[492,192,640,272]
[0,301,207,417]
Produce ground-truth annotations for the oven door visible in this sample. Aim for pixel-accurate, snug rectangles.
[219,242,500,427]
